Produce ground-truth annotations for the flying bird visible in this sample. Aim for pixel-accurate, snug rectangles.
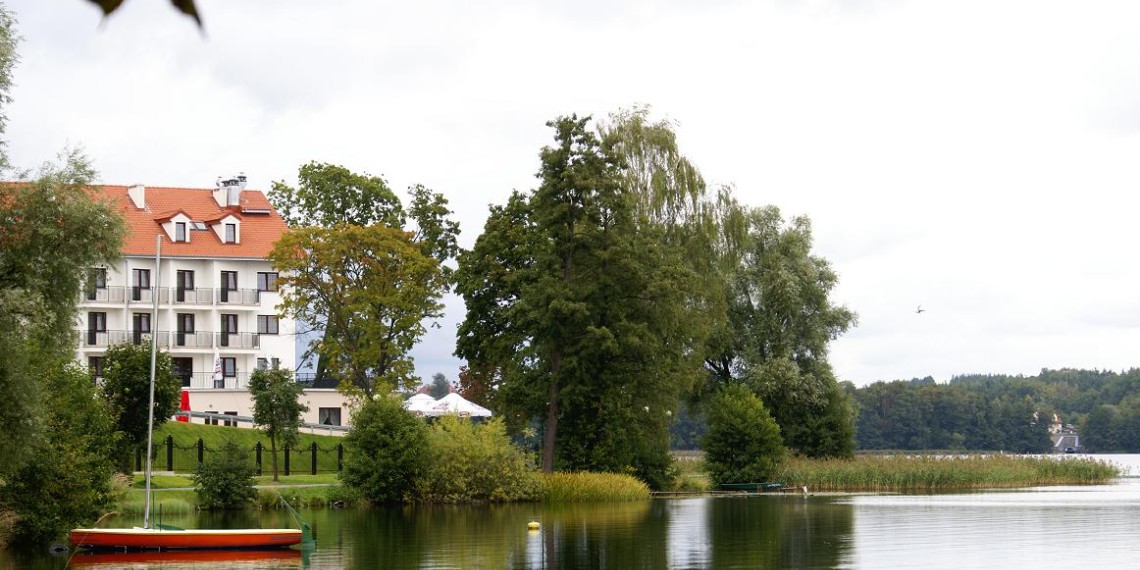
[916,305,925,314]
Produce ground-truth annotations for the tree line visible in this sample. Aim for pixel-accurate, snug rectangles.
[848,368,1140,453]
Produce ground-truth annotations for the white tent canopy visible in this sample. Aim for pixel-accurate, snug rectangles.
[403,393,437,414]
[404,392,493,417]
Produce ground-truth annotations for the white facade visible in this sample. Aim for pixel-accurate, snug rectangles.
[73,182,350,428]
[76,255,295,391]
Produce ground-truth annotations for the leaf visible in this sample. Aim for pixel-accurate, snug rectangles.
[84,0,203,27]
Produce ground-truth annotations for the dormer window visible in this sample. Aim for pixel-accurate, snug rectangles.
[175,222,187,242]
[225,223,237,244]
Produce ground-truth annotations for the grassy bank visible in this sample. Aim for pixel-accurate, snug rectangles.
[772,454,1120,492]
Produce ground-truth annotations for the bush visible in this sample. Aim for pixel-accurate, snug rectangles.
[416,416,542,502]
[340,394,429,503]
[702,383,784,485]
[192,439,257,509]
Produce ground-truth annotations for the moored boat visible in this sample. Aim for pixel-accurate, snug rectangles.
[69,527,303,550]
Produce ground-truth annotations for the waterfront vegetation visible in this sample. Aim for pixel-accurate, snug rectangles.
[541,472,651,502]
[772,454,1120,492]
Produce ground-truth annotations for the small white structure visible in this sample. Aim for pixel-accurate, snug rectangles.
[404,393,493,417]
[404,393,438,415]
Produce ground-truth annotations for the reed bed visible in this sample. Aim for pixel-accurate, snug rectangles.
[773,454,1120,492]
[542,472,651,502]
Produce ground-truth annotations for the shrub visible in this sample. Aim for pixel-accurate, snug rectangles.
[340,394,429,503]
[416,416,542,502]
[702,383,784,485]
[192,439,257,509]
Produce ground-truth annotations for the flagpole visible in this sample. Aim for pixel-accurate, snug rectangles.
[143,234,162,529]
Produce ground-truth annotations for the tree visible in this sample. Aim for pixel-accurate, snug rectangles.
[192,439,257,509]
[99,342,181,467]
[0,149,125,477]
[271,224,447,398]
[268,162,459,395]
[456,115,707,486]
[702,383,784,485]
[726,206,857,457]
[340,394,429,504]
[427,372,452,399]
[249,367,308,482]
[0,2,17,171]
[0,363,118,546]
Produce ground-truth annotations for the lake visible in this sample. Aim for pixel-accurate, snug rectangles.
[6,454,1139,569]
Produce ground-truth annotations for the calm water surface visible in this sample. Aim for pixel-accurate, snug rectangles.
[7,455,1139,569]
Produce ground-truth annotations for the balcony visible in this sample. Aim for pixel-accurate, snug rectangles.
[178,372,253,390]
[78,287,265,308]
[216,332,260,349]
[79,330,258,350]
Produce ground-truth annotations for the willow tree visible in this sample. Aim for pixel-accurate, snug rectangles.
[456,115,705,487]
[728,206,858,457]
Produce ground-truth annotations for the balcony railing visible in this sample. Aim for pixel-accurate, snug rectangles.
[79,330,258,349]
[216,332,260,349]
[178,372,253,390]
[79,287,263,307]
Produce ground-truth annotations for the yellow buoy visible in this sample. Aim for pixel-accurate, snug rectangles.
[527,521,541,530]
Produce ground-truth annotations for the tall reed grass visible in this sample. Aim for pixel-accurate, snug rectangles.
[542,472,651,502]
[773,454,1120,492]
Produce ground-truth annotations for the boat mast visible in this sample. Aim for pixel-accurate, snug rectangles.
[143,234,162,529]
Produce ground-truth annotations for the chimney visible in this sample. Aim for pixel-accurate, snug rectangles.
[212,174,246,208]
[127,184,146,209]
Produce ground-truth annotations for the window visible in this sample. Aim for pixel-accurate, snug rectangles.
[88,356,104,379]
[132,269,150,301]
[220,271,238,302]
[176,313,194,346]
[257,357,269,370]
[86,268,107,300]
[222,357,237,378]
[318,407,342,426]
[223,411,238,427]
[132,313,150,345]
[225,223,237,243]
[257,315,279,335]
[176,270,195,302]
[172,357,193,387]
[257,272,279,292]
[220,314,238,347]
[271,357,281,369]
[175,222,187,242]
[87,312,106,345]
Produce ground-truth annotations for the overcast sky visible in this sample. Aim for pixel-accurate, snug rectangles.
[9,0,1140,386]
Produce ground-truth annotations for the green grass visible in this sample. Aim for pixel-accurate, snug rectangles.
[142,421,346,474]
[772,454,1120,492]
[542,472,651,502]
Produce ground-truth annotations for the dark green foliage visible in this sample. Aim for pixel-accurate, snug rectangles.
[192,439,257,509]
[427,372,451,399]
[1,363,118,545]
[416,417,541,502]
[249,367,308,481]
[100,342,181,464]
[340,394,429,503]
[0,150,124,476]
[456,115,705,488]
[702,383,784,485]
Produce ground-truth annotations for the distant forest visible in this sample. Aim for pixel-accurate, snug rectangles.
[671,368,1140,453]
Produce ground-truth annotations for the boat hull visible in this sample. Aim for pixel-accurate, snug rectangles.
[69,527,303,550]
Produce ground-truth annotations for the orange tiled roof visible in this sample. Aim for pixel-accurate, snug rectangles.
[90,185,287,259]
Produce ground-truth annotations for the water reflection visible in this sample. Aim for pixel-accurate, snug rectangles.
[4,455,1138,570]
